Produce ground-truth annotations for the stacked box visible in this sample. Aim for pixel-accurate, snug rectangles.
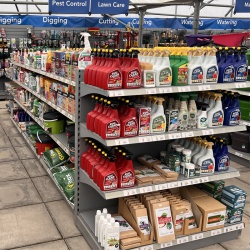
[200,180,225,200]
[68,85,75,114]
[57,83,68,111]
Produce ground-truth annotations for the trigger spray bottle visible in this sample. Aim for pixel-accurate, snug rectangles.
[78,32,92,70]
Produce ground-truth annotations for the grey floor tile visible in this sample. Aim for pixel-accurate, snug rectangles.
[0,113,12,120]
[0,119,15,128]
[13,240,69,250]
[230,160,250,173]
[46,200,80,238]
[10,136,27,147]
[65,236,91,250]
[0,204,61,250]
[0,147,19,162]
[197,244,225,250]
[22,159,47,178]
[0,160,29,182]
[4,126,21,137]
[0,178,42,209]
[0,136,12,148]
[237,171,250,185]
[15,145,36,160]
[32,176,63,202]
[0,101,9,109]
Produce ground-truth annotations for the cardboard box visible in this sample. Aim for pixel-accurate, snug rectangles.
[120,242,141,250]
[226,207,244,224]
[137,155,161,168]
[184,186,208,199]
[220,196,245,209]
[120,236,141,246]
[222,185,247,203]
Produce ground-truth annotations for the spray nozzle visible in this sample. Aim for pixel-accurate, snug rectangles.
[156,97,165,105]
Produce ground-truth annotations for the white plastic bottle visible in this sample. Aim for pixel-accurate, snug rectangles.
[105,222,120,250]
[191,139,202,158]
[151,98,158,114]
[192,141,207,165]
[97,215,105,242]
[95,210,102,237]
[178,95,189,131]
[207,94,224,127]
[197,106,208,129]
[106,214,111,221]
[78,32,92,70]
[188,95,197,129]
[203,47,218,84]
[100,219,108,246]
[207,93,217,112]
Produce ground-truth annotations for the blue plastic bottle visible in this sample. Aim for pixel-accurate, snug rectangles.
[223,91,234,109]
[215,140,230,171]
[233,47,240,63]
[218,47,235,83]
[224,92,241,126]
[234,47,248,82]
[217,47,226,66]
[212,137,221,156]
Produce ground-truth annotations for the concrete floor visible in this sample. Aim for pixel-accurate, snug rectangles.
[0,101,249,250]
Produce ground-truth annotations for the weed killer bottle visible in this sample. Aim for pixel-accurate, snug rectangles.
[215,139,230,171]
[235,47,248,82]
[207,94,224,127]
[104,222,119,250]
[203,47,218,84]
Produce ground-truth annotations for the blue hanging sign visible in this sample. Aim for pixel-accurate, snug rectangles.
[90,0,129,14]
[234,0,250,13]
[49,0,90,14]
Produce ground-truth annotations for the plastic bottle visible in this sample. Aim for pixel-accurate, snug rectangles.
[207,93,217,112]
[191,139,203,158]
[197,104,208,129]
[100,219,108,246]
[207,94,224,127]
[234,47,248,82]
[104,222,120,250]
[188,94,197,129]
[97,215,105,242]
[224,92,241,126]
[78,32,92,70]
[218,47,235,83]
[197,142,215,174]
[188,48,204,85]
[178,95,189,131]
[192,140,207,165]
[150,97,166,133]
[214,140,230,171]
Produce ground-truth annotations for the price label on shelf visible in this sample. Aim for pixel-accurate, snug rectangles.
[168,182,175,189]
[157,183,168,190]
[202,129,214,136]
[211,229,222,236]
[139,186,153,194]
[193,178,200,184]
[161,241,173,248]
[159,87,173,94]
[235,82,247,88]
[138,136,152,143]
[178,86,191,92]
[146,88,157,94]
[238,223,244,229]
[198,85,211,91]
[109,90,125,97]
[168,133,182,140]
[115,139,129,145]
[201,177,209,183]
[68,114,73,120]
[123,189,137,197]
[182,131,194,138]
[192,233,203,241]
[140,244,153,250]
[61,109,67,116]
[151,134,165,141]
[235,152,243,158]
[177,236,188,244]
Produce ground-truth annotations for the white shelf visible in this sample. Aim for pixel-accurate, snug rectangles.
[241,120,250,127]
[7,75,75,122]
[80,123,246,146]
[11,61,76,86]
[228,89,250,96]
[10,117,74,210]
[228,146,250,161]
[80,82,250,97]
[13,97,70,156]
[80,167,240,200]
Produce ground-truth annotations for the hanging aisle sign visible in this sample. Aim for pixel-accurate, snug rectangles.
[49,0,129,14]
[234,0,250,13]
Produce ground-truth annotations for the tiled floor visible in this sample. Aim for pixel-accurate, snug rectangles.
[0,101,249,250]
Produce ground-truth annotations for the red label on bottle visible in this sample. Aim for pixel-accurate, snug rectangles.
[108,70,122,89]
[106,120,120,138]
[127,69,141,87]
[121,170,135,188]
[104,173,118,190]
[124,118,138,137]
[138,108,151,135]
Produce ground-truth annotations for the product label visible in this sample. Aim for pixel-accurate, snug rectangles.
[121,171,135,188]
[185,211,197,229]
[103,173,118,190]
[166,110,178,132]
[106,120,120,138]
[218,155,230,171]
[159,68,172,85]
[138,108,151,135]
[221,197,245,208]
[178,64,188,85]
[155,207,174,237]
[113,216,133,232]
[200,159,214,173]
[188,112,197,129]
[206,66,218,82]
[229,109,241,125]
[124,118,138,137]
[144,71,155,86]
[108,70,122,89]
[78,53,92,69]
[182,154,191,163]
[206,211,226,228]
[175,214,185,230]
[127,69,141,87]
[223,66,235,82]
[236,64,248,81]
[106,232,119,249]
[137,216,150,235]
[199,117,207,128]
[152,116,166,133]
[178,113,188,131]
[191,66,203,84]
[212,111,224,126]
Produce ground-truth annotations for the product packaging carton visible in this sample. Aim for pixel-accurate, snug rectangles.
[57,83,69,111]
[184,186,208,199]
[201,180,225,193]
[153,163,179,179]
[137,155,161,168]
[71,52,79,81]
[120,236,141,246]
[65,52,72,80]
[120,242,141,250]
[165,109,179,132]
[68,85,75,114]
[222,185,247,203]
[171,203,186,235]
[118,198,154,246]
[50,82,58,104]
[220,196,246,209]
[135,105,151,135]
[226,207,244,224]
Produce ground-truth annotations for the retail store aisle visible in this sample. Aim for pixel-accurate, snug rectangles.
[0,102,249,250]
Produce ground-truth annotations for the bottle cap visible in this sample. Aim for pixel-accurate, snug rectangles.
[102,208,108,214]
[96,210,101,215]
[106,214,111,219]
[114,222,120,227]
[182,149,192,155]
[110,218,115,224]
[185,163,195,169]
[175,147,184,153]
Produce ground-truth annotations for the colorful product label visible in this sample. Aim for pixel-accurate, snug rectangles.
[178,64,188,85]
[108,70,122,89]
[138,108,151,135]
[191,66,203,84]
[166,110,178,131]
[206,211,225,228]
[137,216,150,235]
[113,216,133,232]
[206,66,218,82]
[217,155,230,171]
[223,66,235,82]
[103,173,118,190]
[185,211,197,229]
[127,69,141,87]
[155,207,174,237]
[159,68,172,85]
[124,118,138,137]
[212,111,224,126]
[200,159,214,173]
[144,71,155,86]
[106,121,120,138]
[106,232,119,249]
[121,170,135,188]
[188,112,197,129]
[199,117,207,128]
[236,64,248,81]
[175,214,185,230]
[178,113,188,131]
[152,116,166,133]
[229,109,241,125]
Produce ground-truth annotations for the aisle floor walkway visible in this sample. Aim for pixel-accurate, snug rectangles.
[0,101,249,250]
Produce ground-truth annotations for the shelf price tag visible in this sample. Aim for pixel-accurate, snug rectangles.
[177,236,188,244]
[159,87,173,94]
[151,134,165,141]
[123,189,137,197]
[157,183,168,190]
[198,85,211,91]
[192,233,203,241]
[201,177,209,183]
[138,136,152,143]
[139,186,153,194]
[178,86,191,92]
[109,90,125,97]
[68,114,73,120]
[182,131,194,138]
[235,152,243,158]
[211,229,222,236]
[202,129,214,136]
[115,139,129,145]
[235,82,247,88]
[140,244,153,250]
[146,88,157,94]
[168,133,181,140]
[161,241,173,248]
